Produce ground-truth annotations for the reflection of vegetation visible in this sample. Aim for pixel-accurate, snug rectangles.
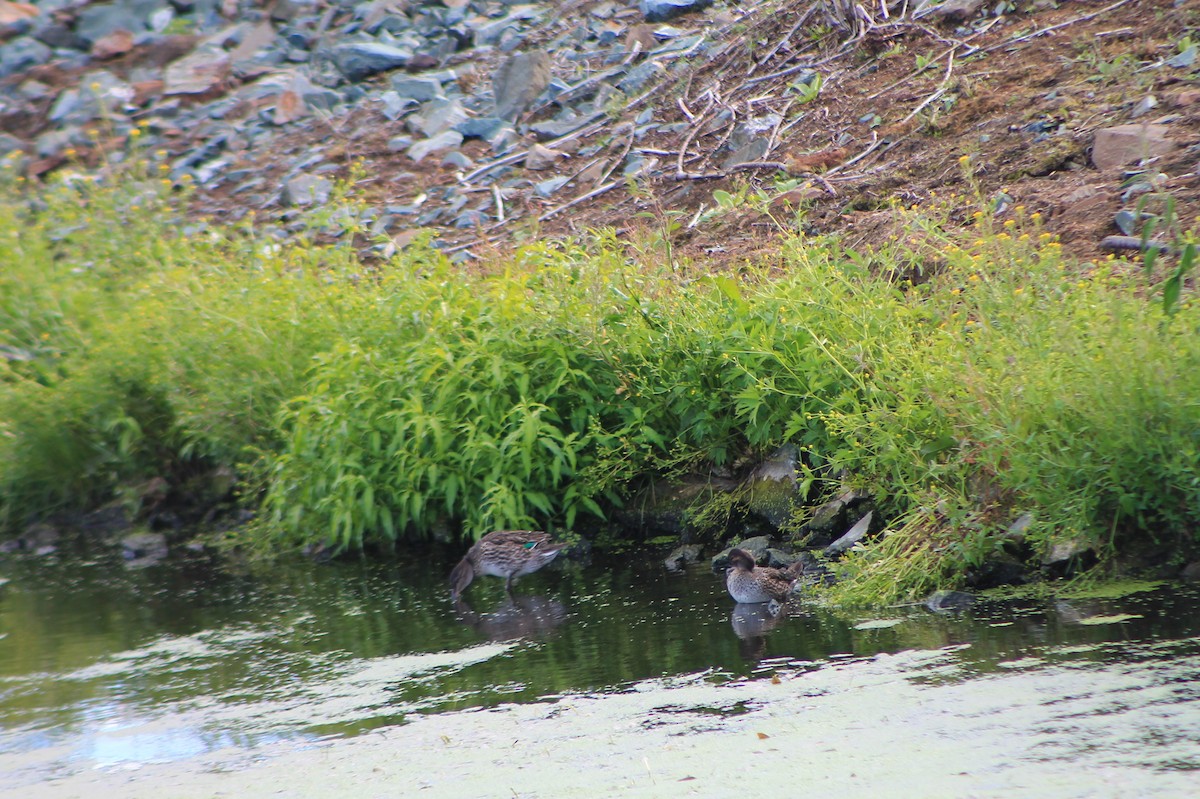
[3,156,1200,603]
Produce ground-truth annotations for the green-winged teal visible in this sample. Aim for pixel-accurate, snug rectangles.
[449,530,566,599]
[724,548,801,604]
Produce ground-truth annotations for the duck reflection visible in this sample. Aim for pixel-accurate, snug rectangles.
[452,594,569,643]
[730,601,786,663]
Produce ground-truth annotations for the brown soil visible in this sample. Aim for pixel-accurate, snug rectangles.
[36,1,1200,267]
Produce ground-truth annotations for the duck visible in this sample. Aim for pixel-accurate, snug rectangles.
[724,548,802,604]
[449,530,567,599]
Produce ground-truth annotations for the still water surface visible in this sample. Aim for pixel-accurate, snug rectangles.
[1,542,1199,797]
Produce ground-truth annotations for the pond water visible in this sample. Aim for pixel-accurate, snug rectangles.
[1,541,1199,797]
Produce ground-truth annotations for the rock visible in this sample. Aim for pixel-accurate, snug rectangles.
[410,99,468,137]
[379,90,416,120]
[406,129,463,163]
[1042,538,1093,565]
[924,590,976,613]
[664,543,702,570]
[455,116,508,140]
[390,75,445,102]
[0,522,60,554]
[492,50,551,121]
[280,173,332,206]
[1091,124,1179,171]
[121,531,168,563]
[0,35,50,79]
[801,488,872,546]
[0,1,39,26]
[616,61,663,94]
[722,138,769,170]
[272,89,307,124]
[533,175,570,197]
[823,511,873,558]
[330,41,412,82]
[1181,561,1200,583]
[711,535,772,570]
[915,0,986,23]
[74,3,147,46]
[164,50,231,95]
[743,445,801,530]
[524,143,564,170]
[91,28,135,60]
[765,548,799,569]
[639,0,713,24]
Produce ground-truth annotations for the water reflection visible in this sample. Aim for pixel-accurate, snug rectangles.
[452,594,569,643]
[729,602,785,663]
[2,542,1200,789]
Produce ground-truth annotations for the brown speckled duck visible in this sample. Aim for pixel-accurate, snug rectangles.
[724,548,802,604]
[449,530,566,599]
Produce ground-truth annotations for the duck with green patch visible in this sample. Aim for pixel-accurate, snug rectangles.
[449,531,568,599]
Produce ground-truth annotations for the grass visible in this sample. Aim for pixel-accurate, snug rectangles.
[1,153,1199,603]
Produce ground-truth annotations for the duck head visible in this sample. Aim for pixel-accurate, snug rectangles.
[727,548,757,571]
[449,556,475,599]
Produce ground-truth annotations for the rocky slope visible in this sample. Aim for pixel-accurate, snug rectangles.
[1,0,1198,264]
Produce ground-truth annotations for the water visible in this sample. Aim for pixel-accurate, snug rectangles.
[1,542,1199,797]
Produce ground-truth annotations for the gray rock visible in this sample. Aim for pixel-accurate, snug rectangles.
[164,50,232,95]
[914,0,987,22]
[639,0,714,24]
[722,138,769,170]
[380,90,416,120]
[453,208,490,228]
[924,590,976,613]
[406,129,463,162]
[524,143,564,170]
[456,116,509,140]
[410,99,468,137]
[390,75,445,102]
[765,548,799,569]
[0,133,24,157]
[440,150,473,169]
[34,128,76,158]
[281,173,333,206]
[74,3,147,46]
[616,61,663,94]
[387,134,415,152]
[0,36,52,79]
[711,535,773,571]
[0,522,61,554]
[1042,538,1094,565]
[472,6,545,47]
[801,488,872,546]
[492,50,551,121]
[121,531,168,562]
[1181,561,1200,583]
[533,175,570,197]
[330,41,412,82]
[823,511,873,558]
[664,543,702,570]
[1092,124,1179,171]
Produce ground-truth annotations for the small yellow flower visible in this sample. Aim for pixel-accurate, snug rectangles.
[1013,287,1024,295]
[1003,219,1016,228]
[968,273,980,282]
[130,128,142,138]
[1031,212,1042,222]
[64,148,77,158]
[87,128,99,139]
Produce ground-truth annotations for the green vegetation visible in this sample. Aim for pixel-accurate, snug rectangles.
[2,155,1199,603]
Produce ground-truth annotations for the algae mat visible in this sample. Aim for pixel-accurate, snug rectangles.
[15,641,1200,799]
